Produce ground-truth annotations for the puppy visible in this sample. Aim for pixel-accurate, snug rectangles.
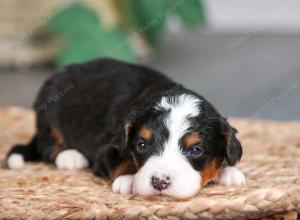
[6,58,245,198]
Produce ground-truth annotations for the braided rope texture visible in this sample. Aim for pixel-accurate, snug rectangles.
[0,107,299,220]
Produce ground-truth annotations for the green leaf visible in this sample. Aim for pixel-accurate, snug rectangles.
[129,0,169,46]
[123,0,206,47]
[175,0,206,27]
[47,4,135,68]
[57,31,135,67]
[47,4,100,36]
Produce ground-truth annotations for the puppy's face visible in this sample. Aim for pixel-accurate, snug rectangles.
[122,94,242,198]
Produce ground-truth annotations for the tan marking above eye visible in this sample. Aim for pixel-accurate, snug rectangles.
[183,132,201,148]
[139,126,153,142]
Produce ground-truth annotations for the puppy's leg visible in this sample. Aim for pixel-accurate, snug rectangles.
[36,125,89,170]
[215,166,246,186]
[112,175,134,195]
[55,149,89,170]
[6,120,56,169]
[36,126,62,163]
[6,136,40,169]
[92,145,134,178]
[92,145,136,194]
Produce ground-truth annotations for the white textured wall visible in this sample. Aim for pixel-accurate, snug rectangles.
[203,0,300,32]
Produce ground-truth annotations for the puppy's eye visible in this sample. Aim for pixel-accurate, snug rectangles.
[188,146,203,157]
[137,140,149,153]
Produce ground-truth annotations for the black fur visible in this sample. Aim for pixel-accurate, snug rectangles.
[6,136,39,162]
[6,58,242,179]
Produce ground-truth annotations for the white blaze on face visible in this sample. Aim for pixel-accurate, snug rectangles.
[133,94,202,197]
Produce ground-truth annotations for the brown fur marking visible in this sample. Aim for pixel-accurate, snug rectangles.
[200,158,219,186]
[110,160,136,181]
[124,122,132,145]
[51,128,65,160]
[183,132,201,148]
[139,126,153,142]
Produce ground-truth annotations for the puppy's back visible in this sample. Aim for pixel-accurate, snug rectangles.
[33,58,172,151]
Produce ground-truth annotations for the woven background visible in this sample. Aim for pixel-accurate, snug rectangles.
[0,107,299,219]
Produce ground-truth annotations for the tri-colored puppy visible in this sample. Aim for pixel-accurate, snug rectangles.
[6,59,245,198]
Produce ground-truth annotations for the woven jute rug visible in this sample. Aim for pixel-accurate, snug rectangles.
[0,107,299,220]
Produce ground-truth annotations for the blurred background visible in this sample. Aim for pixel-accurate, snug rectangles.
[0,0,299,121]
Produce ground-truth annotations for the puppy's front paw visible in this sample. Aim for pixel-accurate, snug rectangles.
[55,149,89,170]
[216,166,246,186]
[112,175,134,195]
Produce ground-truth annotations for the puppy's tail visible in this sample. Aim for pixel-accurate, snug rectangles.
[5,136,40,169]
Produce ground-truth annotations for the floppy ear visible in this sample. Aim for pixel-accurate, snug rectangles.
[220,119,243,166]
[119,121,133,156]
[118,89,156,156]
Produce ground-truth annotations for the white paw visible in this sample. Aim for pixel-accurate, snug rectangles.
[6,153,25,169]
[216,167,246,186]
[55,149,89,170]
[112,175,134,195]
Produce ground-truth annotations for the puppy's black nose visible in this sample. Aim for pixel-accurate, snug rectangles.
[151,175,171,191]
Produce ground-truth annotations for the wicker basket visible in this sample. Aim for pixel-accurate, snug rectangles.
[0,106,300,219]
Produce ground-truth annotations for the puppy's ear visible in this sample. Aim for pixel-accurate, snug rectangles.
[118,91,153,156]
[119,121,133,156]
[220,119,243,166]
